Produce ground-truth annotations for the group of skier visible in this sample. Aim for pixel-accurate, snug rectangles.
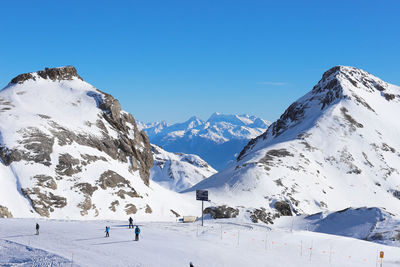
[33,220,196,266]
[34,217,141,241]
[104,217,141,241]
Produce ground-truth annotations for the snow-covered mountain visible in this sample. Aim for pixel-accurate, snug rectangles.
[140,113,270,170]
[150,145,217,192]
[188,66,400,221]
[0,66,196,220]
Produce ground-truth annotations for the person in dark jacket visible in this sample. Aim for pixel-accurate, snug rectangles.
[105,226,110,237]
[35,223,40,235]
[128,217,133,229]
[134,226,140,241]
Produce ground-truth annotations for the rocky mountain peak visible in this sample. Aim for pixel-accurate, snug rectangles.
[237,66,394,162]
[10,66,83,84]
[314,66,388,97]
[0,69,161,218]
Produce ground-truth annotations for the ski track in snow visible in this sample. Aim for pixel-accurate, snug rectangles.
[1,218,400,267]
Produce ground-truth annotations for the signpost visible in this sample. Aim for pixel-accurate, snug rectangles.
[196,190,208,226]
[379,251,384,267]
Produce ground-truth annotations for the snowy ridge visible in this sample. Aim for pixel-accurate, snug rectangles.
[150,145,217,192]
[141,113,270,170]
[188,66,400,220]
[0,66,198,220]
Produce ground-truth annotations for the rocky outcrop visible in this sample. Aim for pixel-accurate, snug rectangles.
[56,154,82,177]
[274,201,292,216]
[125,204,137,215]
[35,175,57,190]
[249,208,275,224]
[21,187,67,217]
[0,205,13,218]
[203,205,239,219]
[11,66,82,84]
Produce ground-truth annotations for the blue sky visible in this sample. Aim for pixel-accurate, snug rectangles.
[1,0,399,123]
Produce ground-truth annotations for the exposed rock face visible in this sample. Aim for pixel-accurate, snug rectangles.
[0,66,155,219]
[274,201,292,216]
[203,205,239,219]
[125,204,137,215]
[21,187,67,217]
[249,208,275,224]
[0,206,13,218]
[11,66,83,84]
[35,175,57,190]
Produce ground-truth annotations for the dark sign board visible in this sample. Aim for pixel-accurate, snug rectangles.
[196,190,208,201]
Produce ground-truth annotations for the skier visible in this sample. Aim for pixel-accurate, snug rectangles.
[134,225,140,241]
[35,223,40,235]
[128,217,133,229]
[190,262,195,267]
[105,226,110,237]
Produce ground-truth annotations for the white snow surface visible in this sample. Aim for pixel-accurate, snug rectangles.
[1,218,400,267]
[188,66,400,217]
[150,145,217,192]
[140,113,270,170]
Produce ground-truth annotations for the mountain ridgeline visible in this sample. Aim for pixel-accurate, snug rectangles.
[140,113,270,170]
[188,66,400,223]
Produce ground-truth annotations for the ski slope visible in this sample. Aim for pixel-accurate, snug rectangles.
[1,218,400,267]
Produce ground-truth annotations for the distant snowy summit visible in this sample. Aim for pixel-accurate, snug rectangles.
[139,113,270,170]
[150,145,217,192]
[188,66,400,223]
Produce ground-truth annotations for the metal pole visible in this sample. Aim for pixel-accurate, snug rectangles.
[201,200,204,226]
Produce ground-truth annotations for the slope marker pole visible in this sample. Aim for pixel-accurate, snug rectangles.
[300,240,302,257]
[265,232,268,250]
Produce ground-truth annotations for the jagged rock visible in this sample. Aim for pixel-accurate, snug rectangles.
[77,196,92,216]
[249,208,275,224]
[116,189,139,199]
[74,183,98,197]
[56,153,82,177]
[145,204,152,214]
[97,170,131,189]
[0,205,13,218]
[109,200,120,212]
[11,66,82,84]
[125,204,137,215]
[21,187,67,217]
[203,205,239,219]
[80,154,107,165]
[34,175,57,190]
[18,128,54,166]
[274,201,292,216]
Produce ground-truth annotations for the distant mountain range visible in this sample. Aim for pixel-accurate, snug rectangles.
[138,113,270,170]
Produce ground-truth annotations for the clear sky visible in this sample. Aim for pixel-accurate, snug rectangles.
[1,0,399,123]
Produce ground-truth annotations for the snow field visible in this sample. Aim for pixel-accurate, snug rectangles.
[1,218,400,267]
